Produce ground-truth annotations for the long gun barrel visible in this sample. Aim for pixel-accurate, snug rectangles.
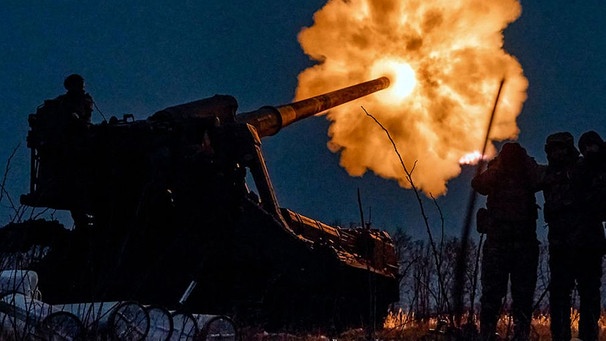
[237,76,390,137]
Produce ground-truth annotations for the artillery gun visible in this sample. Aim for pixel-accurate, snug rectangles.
[4,77,399,331]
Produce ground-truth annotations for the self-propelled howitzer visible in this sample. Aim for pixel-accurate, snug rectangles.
[9,77,398,332]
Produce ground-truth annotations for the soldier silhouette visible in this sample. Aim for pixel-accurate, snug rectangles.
[539,131,604,341]
[54,74,95,229]
[472,142,541,341]
[56,73,93,125]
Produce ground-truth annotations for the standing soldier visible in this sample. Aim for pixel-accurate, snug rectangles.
[55,74,95,229]
[539,131,604,341]
[472,142,541,341]
[571,130,606,341]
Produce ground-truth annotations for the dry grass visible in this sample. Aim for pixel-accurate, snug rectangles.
[379,309,606,340]
[4,307,606,340]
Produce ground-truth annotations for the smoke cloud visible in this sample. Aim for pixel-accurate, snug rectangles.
[296,0,528,195]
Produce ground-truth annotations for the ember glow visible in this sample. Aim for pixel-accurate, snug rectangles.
[296,0,528,195]
[459,151,485,165]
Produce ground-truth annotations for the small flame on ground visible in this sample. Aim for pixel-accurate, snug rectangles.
[383,308,606,338]
[296,0,528,195]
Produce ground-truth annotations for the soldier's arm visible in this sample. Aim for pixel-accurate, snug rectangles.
[471,166,499,195]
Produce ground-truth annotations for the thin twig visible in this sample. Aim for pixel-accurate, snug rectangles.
[362,106,450,314]
[468,233,484,322]
[0,144,20,204]
[0,145,21,220]
[430,193,446,279]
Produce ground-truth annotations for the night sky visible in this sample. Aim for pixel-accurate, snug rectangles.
[1,1,605,241]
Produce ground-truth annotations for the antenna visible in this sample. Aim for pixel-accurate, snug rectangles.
[452,78,505,327]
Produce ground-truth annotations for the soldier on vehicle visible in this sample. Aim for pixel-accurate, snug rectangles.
[472,142,541,341]
[53,74,95,229]
[56,73,94,125]
[539,131,604,341]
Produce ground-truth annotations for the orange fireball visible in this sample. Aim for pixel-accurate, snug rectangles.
[296,0,528,195]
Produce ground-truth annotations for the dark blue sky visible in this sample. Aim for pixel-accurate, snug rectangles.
[1,1,605,240]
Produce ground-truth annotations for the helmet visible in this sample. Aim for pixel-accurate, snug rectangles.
[500,142,526,161]
[545,131,574,148]
[578,130,603,152]
[500,142,525,156]
[545,131,575,153]
[63,74,85,92]
[499,142,529,172]
[545,131,579,165]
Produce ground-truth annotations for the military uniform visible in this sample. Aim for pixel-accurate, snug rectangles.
[472,143,541,341]
[540,131,605,341]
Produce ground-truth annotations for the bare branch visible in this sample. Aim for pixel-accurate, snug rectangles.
[0,144,20,205]
[362,106,451,313]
